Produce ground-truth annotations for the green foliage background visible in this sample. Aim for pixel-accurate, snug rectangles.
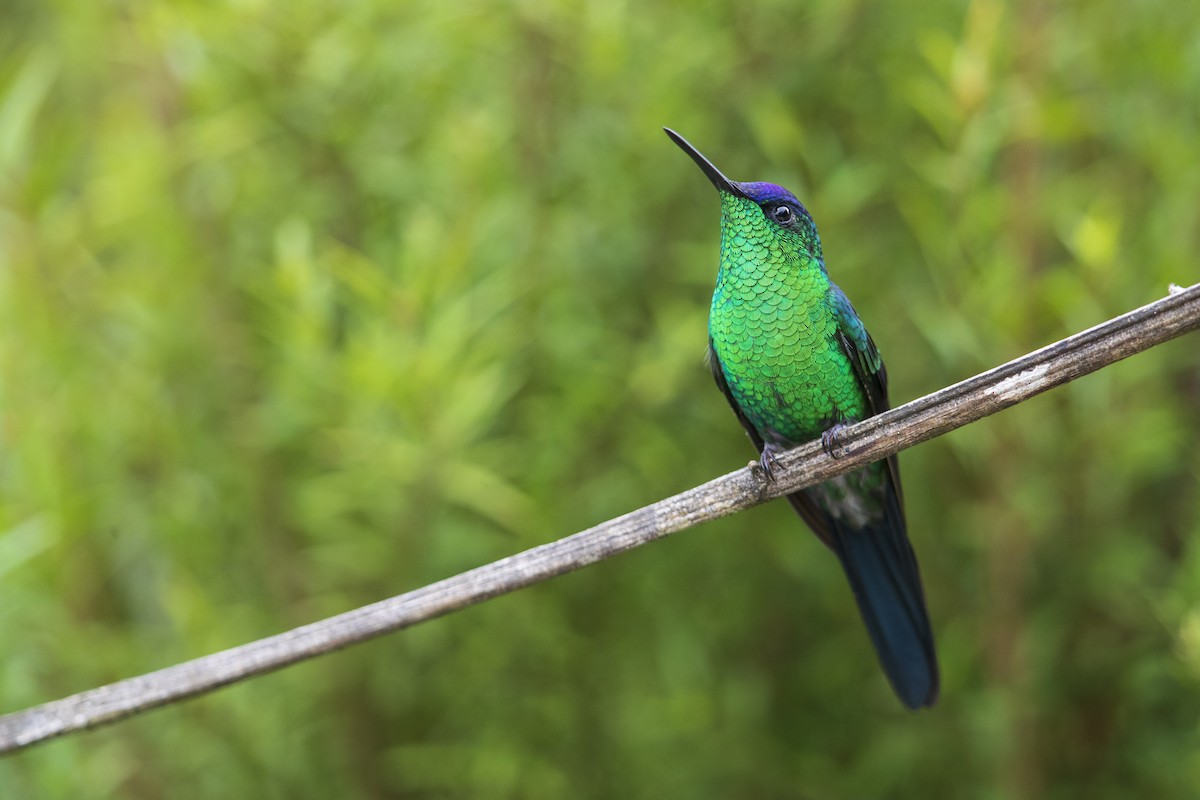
[2,1,1199,796]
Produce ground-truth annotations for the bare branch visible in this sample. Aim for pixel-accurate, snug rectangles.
[2,283,1197,756]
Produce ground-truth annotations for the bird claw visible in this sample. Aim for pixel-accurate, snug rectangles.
[757,443,785,481]
[821,422,849,459]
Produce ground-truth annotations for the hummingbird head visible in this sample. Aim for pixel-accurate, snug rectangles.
[664,128,823,265]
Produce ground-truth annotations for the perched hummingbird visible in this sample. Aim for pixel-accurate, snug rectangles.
[665,129,939,709]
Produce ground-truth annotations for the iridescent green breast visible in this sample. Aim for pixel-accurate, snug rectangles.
[708,195,866,443]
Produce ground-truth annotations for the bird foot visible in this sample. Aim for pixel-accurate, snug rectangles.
[756,443,785,481]
[821,422,850,459]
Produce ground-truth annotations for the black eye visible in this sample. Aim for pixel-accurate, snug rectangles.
[771,205,793,224]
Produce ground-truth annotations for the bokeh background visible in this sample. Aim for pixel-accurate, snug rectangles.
[3,1,1199,797]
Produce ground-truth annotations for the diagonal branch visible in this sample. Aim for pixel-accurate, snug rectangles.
[1,283,1198,756]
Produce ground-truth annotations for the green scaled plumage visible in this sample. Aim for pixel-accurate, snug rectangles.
[666,128,940,710]
[710,191,864,442]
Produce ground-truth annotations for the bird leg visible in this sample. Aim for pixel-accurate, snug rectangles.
[821,422,850,459]
[757,442,786,481]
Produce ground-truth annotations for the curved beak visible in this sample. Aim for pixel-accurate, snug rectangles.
[664,128,748,199]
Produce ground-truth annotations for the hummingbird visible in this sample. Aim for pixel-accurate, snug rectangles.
[665,128,939,709]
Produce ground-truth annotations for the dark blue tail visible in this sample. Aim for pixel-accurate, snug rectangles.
[831,512,939,709]
[787,476,939,709]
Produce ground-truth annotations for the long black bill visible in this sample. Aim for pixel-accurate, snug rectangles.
[663,128,749,199]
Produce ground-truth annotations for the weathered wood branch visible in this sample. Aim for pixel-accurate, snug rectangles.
[1,283,1197,756]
